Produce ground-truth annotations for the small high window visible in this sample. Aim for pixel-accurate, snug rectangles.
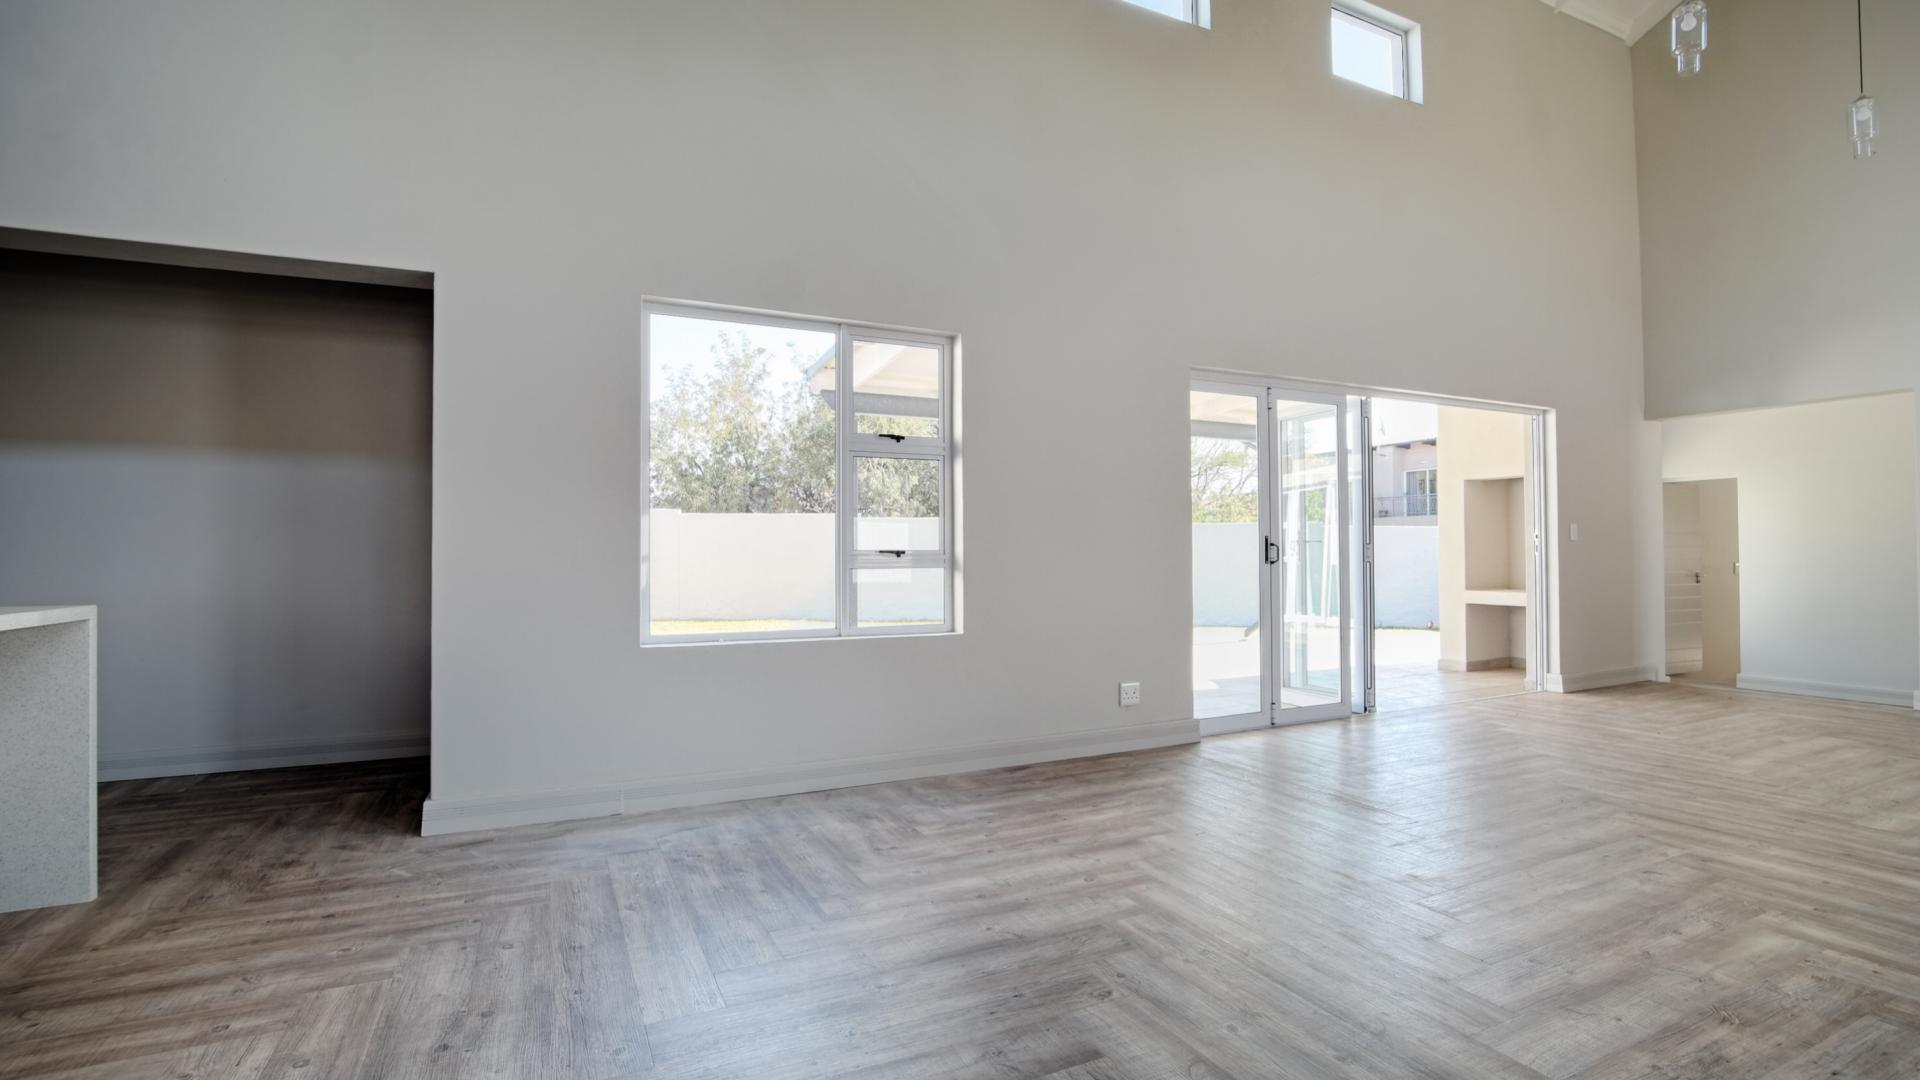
[1331,3,1422,103]
[1116,0,1210,29]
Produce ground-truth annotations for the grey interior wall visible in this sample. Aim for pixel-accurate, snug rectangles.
[0,0,1649,828]
[1660,392,1918,706]
[1633,0,1919,418]
[0,250,432,776]
[1632,0,1920,698]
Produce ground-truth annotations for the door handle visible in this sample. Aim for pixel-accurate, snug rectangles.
[1264,537,1280,565]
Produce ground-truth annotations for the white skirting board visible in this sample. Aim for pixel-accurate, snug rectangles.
[100,732,429,781]
[1733,674,1920,710]
[421,717,1200,837]
[1543,666,1659,693]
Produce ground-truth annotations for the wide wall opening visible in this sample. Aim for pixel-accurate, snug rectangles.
[0,246,432,779]
[1191,378,1547,729]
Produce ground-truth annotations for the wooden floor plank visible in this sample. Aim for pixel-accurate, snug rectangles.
[3,682,1919,1077]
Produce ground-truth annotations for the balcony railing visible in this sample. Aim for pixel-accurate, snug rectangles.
[1374,494,1437,518]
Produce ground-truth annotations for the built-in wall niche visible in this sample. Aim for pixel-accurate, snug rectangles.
[1461,475,1528,671]
[1462,476,1527,599]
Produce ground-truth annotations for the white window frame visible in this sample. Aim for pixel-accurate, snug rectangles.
[1330,1,1424,104]
[1116,0,1211,29]
[639,300,956,645]
[1404,467,1436,516]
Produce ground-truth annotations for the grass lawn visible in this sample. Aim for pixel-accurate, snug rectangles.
[651,619,833,636]
[650,618,939,635]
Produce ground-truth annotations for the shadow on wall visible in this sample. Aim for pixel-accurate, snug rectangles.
[0,249,433,772]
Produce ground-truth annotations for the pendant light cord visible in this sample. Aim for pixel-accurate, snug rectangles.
[1858,0,1866,95]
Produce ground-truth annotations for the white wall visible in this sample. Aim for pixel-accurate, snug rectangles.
[0,250,432,777]
[0,0,1649,830]
[1633,0,1920,419]
[1662,393,1918,707]
[1373,525,1439,629]
[1438,406,1534,670]
[1632,0,1920,695]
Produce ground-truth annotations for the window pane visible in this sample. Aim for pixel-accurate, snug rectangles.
[854,567,945,629]
[647,312,838,636]
[1331,9,1403,97]
[1118,0,1189,19]
[856,457,942,552]
[1191,389,1263,721]
[852,340,940,440]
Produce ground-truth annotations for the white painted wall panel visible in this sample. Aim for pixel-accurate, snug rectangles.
[1662,394,1918,704]
[0,0,1649,819]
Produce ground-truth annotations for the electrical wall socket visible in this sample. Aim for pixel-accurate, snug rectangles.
[1118,682,1142,707]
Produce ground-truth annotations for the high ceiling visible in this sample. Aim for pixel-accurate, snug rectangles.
[1538,0,1674,43]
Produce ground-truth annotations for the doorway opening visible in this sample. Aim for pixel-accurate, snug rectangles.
[1189,380,1354,734]
[0,237,433,780]
[1662,479,1741,687]
[1364,397,1544,712]
[1191,376,1549,730]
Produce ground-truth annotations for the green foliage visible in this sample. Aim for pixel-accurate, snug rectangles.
[651,331,836,514]
[1301,486,1326,524]
[1192,437,1334,524]
[1191,438,1258,523]
[857,457,941,518]
[650,333,938,518]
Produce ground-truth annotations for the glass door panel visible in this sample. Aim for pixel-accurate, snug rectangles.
[1275,397,1350,719]
[1190,387,1268,731]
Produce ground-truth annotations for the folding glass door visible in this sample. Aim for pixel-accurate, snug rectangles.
[1191,379,1353,734]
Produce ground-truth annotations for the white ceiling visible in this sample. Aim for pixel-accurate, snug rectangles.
[1537,0,1674,44]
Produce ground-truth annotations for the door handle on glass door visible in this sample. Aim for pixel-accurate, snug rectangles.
[1264,537,1280,565]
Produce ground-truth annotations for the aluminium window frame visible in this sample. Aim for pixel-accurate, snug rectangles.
[1330,1,1424,104]
[639,299,956,646]
[1404,466,1437,516]
[1116,0,1211,29]
[842,327,955,637]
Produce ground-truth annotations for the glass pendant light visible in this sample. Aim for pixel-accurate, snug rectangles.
[1851,96,1877,159]
[1851,0,1876,158]
[1671,1,1707,77]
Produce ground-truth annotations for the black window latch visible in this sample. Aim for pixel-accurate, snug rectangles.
[875,432,907,443]
[877,549,907,557]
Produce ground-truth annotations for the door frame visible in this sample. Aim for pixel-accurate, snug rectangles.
[1350,390,1552,699]
[1189,375,1355,732]
[1268,383,1354,725]
[1190,376,1277,736]
[1657,474,1740,684]
[1194,371,1555,729]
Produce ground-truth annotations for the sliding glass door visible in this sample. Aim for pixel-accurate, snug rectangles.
[1275,398,1349,716]
[1190,384,1268,731]
[1191,379,1353,733]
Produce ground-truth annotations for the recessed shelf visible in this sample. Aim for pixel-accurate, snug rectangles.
[1463,476,1527,593]
[1464,589,1526,608]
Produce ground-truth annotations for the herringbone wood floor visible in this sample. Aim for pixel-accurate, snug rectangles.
[4,682,1920,1078]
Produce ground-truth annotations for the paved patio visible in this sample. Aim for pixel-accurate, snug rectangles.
[1194,627,1528,720]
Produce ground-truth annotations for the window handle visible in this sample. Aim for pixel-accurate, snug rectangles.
[878,549,907,557]
[875,433,907,443]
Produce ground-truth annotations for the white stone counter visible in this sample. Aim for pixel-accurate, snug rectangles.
[0,605,98,912]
